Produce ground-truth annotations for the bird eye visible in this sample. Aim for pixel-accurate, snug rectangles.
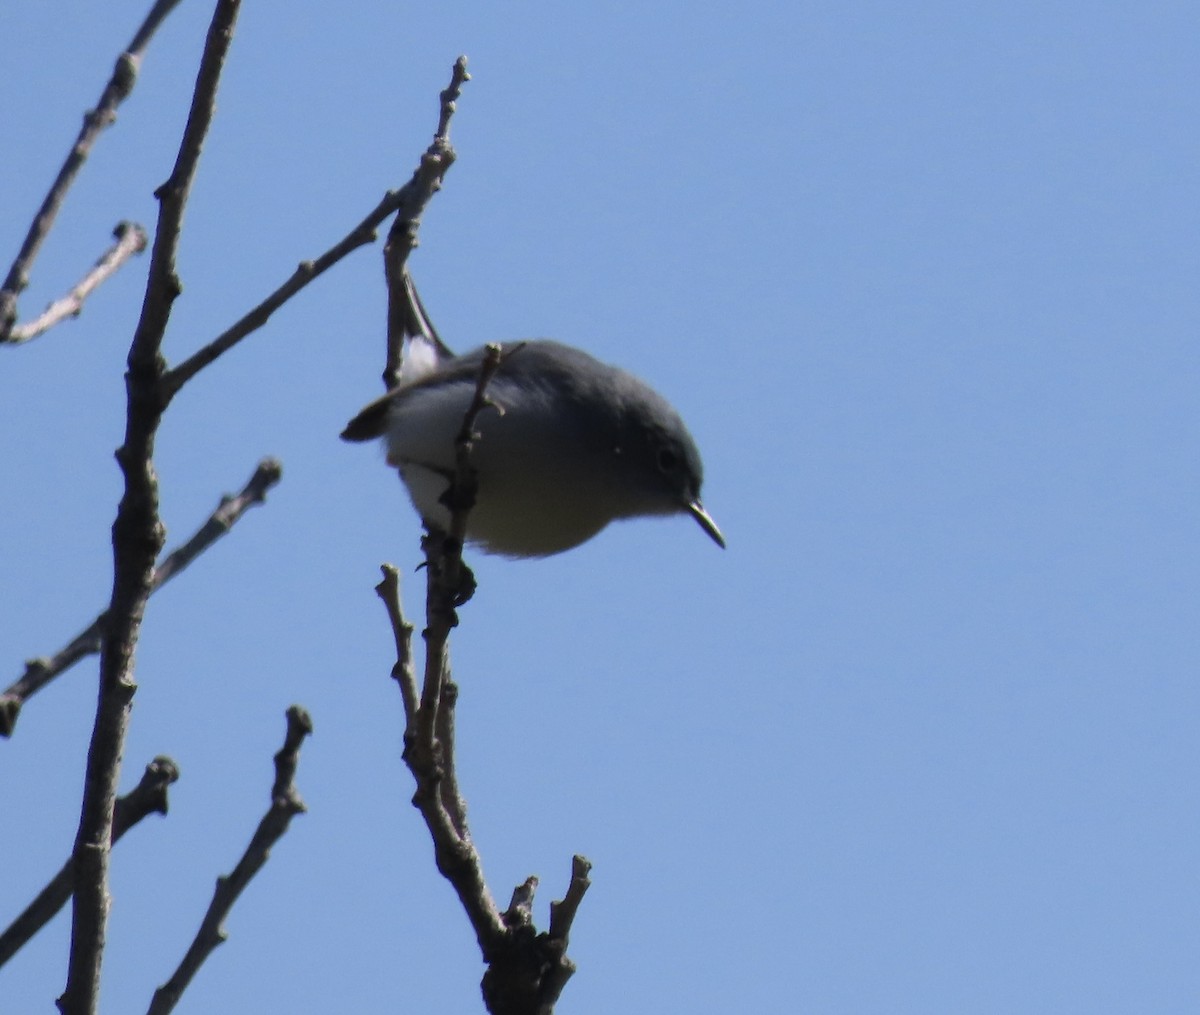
[657,448,678,472]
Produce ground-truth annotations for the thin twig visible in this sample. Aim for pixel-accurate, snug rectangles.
[162,55,470,401]
[417,343,503,747]
[447,343,503,549]
[503,877,538,931]
[363,55,588,1013]
[479,857,593,1015]
[152,457,282,585]
[375,565,418,721]
[7,223,149,344]
[0,757,179,969]
[160,192,393,398]
[375,557,505,959]
[0,0,184,341]
[546,856,592,946]
[535,856,594,1014]
[1,458,281,737]
[146,707,312,1015]
[59,4,242,1012]
[375,564,466,839]
[435,678,468,840]
[436,57,470,142]
[382,55,469,389]
[376,367,596,1015]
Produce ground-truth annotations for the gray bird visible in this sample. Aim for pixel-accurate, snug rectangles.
[341,340,724,558]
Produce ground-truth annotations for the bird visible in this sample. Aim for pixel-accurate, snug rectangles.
[341,339,724,558]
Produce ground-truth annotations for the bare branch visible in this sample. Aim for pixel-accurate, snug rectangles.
[160,191,394,398]
[162,55,471,400]
[1,458,281,737]
[0,0,183,342]
[373,330,596,1013]
[392,341,506,855]
[436,56,471,142]
[479,857,593,1015]
[376,557,505,959]
[371,311,590,1012]
[434,677,469,840]
[381,56,470,389]
[6,223,148,344]
[0,757,179,970]
[146,707,312,1015]
[59,4,242,1011]
[375,564,418,721]
[381,57,470,388]
[151,457,282,586]
[503,877,538,931]
[415,342,502,747]
[546,855,592,946]
[375,565,465,840]
[448,343,503,549]
[535,856,594,1014]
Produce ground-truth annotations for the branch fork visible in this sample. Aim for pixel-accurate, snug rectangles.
[372,285,591,1013]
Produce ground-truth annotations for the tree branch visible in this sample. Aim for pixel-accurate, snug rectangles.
[479,856,593,1015]
[371,303,589,1011]
[381,56,469,389]
[0,0,183,342]
[146,707,312,1015]
[375,559,505,962]
[373,333,508,945]
[535,855,593,1014]
[375,565,418,719]
[58,4,242,1012]
[161,55,471,401]
[0,757,179,970]
[1,458,281,737]
[6,223,149,345]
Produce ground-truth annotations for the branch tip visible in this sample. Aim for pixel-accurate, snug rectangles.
[1,0,183,343]
[1,754,179,972]
[148,705,310,1015]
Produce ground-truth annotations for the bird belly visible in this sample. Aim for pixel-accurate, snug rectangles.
[397,461,613,558]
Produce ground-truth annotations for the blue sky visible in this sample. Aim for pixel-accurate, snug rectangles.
[3,2,1199,1012]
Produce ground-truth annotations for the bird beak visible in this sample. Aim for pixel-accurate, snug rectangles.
[686,500,726,549]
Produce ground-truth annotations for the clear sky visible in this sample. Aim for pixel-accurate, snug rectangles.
[3,2,1199,1012]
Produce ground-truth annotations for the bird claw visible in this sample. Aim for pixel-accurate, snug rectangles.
[451,560,477,607]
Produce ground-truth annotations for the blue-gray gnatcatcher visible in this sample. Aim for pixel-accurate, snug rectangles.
[341,339,724,557]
